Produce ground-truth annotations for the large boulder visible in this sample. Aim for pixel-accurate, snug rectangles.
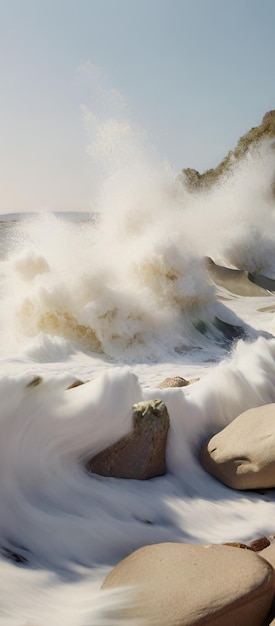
[85,399,170,480]
[200,404,275,490]
[102,542,275,625]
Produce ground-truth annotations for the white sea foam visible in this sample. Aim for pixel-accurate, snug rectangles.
[1,337,275,623]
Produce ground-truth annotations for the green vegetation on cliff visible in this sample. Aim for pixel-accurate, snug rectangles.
[181,110,275,190]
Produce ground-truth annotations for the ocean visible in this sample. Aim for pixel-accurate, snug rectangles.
[1,136,275,624]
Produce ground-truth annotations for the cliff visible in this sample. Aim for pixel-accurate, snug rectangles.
[180,110,275,190]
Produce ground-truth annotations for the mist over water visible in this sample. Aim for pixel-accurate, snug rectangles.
[1,87,275,623]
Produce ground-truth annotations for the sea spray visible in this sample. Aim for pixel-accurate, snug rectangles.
[1,87,275,358]
[0,209,216,358]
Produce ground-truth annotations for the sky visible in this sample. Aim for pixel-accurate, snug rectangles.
[0,0,275,213]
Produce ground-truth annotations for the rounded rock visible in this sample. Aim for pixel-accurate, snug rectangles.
[85,399,170,480]
[102,542,275,626]
[200,404,275,490]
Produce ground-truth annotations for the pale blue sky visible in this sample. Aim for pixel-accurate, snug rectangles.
[0,0,275,212]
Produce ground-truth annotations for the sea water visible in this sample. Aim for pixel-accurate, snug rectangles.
[1,127,275,624]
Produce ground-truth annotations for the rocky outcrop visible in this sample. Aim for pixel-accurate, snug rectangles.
[180,110,275,190]
[200,403,275,490]
[205,257,271,297]
[102,542,275,626]
[85,399,170,480]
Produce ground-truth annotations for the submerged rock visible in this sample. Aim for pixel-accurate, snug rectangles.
[200,404,275,490]
[85,399,170,480]
[102,542,275,626]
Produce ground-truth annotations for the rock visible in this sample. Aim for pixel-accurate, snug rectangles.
[222,538,271,552]
[251,537,271,552]
[259,544,275,624]
[205,257,271,297]
[66,379,85,390]
[223,542,252,550]
[156,376,189,388]
[260,544,275,570]
[200,404,275,490]
[102,542,275,626]
[85,399,170,480]
[25,376,43,388]
[156,376,200,388]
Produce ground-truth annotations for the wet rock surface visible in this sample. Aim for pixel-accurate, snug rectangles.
[85,399,170,480]
[102,542,275,626]
[200,404,275,490]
